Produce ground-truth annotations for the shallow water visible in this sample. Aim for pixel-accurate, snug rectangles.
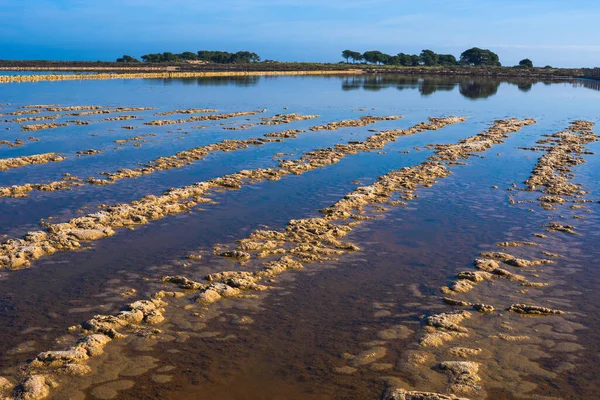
[0,74,599,400]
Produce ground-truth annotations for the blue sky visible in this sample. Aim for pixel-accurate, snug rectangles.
[1,0,599,67]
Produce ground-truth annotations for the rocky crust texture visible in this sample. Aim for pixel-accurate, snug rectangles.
[382,387,469,400]
[0,116,466,270]
[200,118,535,398]
[0,137,39,149]
[0,296,173,400]
[200,119,535,363]
[524,120,597,209]
[259,113,319,126]
[383,121,596,399]
[0,153,65,172]
[0,114,404,198]
[144,110,265,126]
[0,117,542,399]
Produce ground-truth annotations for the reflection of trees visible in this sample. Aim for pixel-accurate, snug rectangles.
[458,80,499,99]
[340,75,574,100]
[147,74,589,98]
[517,82,533,92]
[572,79,600,91]
[420,79,455,96]
[341,78,362,91]
[152,76,261,87]
[194,76,260,87]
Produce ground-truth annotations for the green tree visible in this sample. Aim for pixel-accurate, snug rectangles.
[397,53,412,66]
[362,50,384,64]
[161,52,178,62]
[420,49,439,66]
[179,51,198,61]
[196,50,213,61]
[459,47,501,66]
[410,55,421,66]
[249,52,261,62]
[116,55,139,63]
[342,50,354,63]
[232,51,250,63]
[141,53,164,62]
[386,55,401,65]
[348,51,363,63]
[438,54,457,66]
[141,50,261,64]
[229,51,260,63]
[379,53,393,65]
[198,50,233,63]
[518,58,534,68]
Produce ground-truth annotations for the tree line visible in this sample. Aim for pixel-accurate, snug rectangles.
[342,48,505,67]
[115,47,539,68]
[116,51,261,64]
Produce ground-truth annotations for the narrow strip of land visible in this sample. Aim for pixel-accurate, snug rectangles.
[0,117,534,400]
[382,121,596,399]
[0,115,398,198]
[0,70,363,84]
[0,153,65,172]
[0,116,462,270]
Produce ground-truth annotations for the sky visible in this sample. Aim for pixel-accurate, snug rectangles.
[1,0,599,68]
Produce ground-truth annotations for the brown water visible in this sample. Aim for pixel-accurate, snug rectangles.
[0,74,599,399]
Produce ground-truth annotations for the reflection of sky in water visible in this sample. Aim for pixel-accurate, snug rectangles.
[2,74,599,120]
[0,74,599,399]
[1,74,598,235]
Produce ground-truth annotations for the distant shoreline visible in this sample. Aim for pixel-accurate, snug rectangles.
[0,60,597,81]
[0,70,363,84]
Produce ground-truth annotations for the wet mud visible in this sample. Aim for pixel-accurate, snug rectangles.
[0,114,401,198]
[1,76,599,400]
[0,116,465,271]
[377,120,598,399]
[0,117,538,399]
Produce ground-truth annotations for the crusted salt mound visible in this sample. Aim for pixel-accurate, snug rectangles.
[0,153,65,172]
[506,304,565,315]
[383,387,469,400]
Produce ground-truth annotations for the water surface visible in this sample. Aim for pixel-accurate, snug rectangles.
[0,74,599,400]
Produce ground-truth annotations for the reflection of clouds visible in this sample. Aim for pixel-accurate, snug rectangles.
[341,75,567,100]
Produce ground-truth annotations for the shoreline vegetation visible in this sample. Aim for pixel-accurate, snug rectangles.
[0,63,598,83]
[0,45,597,81]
